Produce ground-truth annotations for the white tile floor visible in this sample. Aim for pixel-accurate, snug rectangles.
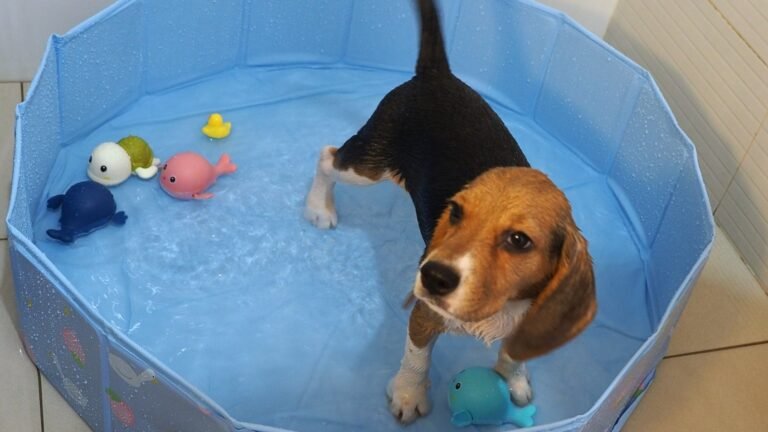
[2,81,768,431]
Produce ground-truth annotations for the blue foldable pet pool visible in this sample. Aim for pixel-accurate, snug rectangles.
[7,0,714,431]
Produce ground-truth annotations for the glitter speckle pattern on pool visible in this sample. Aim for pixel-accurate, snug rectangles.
[35,67,642,430]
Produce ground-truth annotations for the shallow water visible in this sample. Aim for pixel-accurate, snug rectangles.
[35,66,649,431]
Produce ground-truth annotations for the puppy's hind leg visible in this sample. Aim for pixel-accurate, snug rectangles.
[304,138,392,229]
[305,146,341,229]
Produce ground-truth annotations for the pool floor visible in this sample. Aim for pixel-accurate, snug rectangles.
[34,66,649,431]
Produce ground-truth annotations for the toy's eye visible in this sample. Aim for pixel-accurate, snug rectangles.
[163,164,167,170]
[448,201,462,225]
[455,382,461,390]
[504,231,533,251]
[88,156,92,163]
[169,176,176,183]
[100,165,107,173]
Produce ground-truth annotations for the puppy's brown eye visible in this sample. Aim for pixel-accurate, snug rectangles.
[448,201,462,225]
[504,231,532,251]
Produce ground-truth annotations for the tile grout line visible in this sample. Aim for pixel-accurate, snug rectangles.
[707,0,768,214]
[706,0,768,69]
[715,219,768,293]
[713,106,768,214]
[38,369,44,432]
[701,0,768,214]
[664,340,768,360]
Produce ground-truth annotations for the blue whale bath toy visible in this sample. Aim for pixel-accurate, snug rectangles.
[449,367,536,428]
[46,181,127,243]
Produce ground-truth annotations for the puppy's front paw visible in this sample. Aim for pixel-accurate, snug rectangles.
[507,374,533,406]
[387,374,431,424]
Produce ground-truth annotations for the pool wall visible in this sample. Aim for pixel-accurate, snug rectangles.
[7,0,714,431]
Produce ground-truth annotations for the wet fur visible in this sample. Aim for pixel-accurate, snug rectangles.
[332,56,528,241]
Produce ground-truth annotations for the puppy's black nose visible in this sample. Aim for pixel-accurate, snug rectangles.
[420,261,460,296]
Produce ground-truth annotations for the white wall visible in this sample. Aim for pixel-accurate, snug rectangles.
[0,0,115,81]
[538,0,619,37]
[0,0,618,82]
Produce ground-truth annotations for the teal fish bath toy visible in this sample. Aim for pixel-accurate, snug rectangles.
[448,367,536,428]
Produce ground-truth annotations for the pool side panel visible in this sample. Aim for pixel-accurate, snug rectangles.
[343,0,462,73]
[449,0,561,116]
[244,0,354,66]
[534,22,639,174]
[144,0,244,93]
[56,1,144,143]
[9,38,61,240]
[9,243,108,431]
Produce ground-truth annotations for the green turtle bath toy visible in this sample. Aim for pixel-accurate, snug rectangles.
[88,135,160,186]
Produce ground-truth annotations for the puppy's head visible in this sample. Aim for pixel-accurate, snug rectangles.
[413,167,596,359]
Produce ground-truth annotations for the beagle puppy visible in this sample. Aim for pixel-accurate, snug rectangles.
[304,0,596,424]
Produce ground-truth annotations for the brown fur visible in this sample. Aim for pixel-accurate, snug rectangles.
[408,301,446,348]
[412,167,596,360]
[336,161,386,183]
[503,224,596,360]
[333,153,406,188]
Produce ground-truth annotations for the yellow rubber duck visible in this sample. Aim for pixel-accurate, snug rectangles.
[202,113,232,139]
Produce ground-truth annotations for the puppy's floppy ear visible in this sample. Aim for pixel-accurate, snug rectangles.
[505,224,596,360]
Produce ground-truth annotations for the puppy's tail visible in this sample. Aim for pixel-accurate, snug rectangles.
[415,0,450,76]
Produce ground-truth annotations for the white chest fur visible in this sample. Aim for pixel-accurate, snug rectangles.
[443,300,531,346]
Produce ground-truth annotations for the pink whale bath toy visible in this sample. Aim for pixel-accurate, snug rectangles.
[159,151,237,200]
